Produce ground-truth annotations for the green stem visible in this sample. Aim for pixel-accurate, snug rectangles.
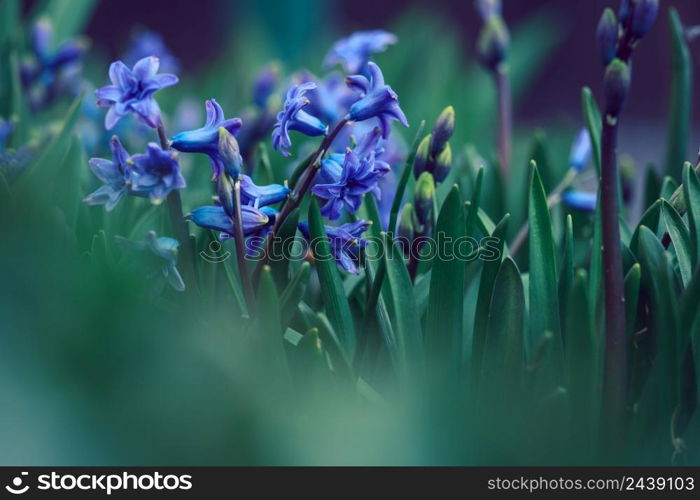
[252,118,349,283]
[157,123,196,291]
[233,178,256,311]
[601,114,627,433]
[496,64,512,181]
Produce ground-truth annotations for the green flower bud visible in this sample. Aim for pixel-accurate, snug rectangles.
[476,15,509,72]
[431,106,455,157]
[216,172,235,216]
[433,142,452,183]
[397,203,415,256]
[596,8,618,67]
[414,171,435,226]
[218,126,243,179]
[413,133,432,178]
[603,59,630,117]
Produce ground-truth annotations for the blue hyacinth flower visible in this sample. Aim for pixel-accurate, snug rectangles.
[563,190,597,212]
[130,143,186,204]
[0,118,13,154]
[252,63,280,109]
[569,128,592,172]
[115,230,185,293]
[170,99,243,180]
[346,62,408,138]
[298,219,371,275]
[187,204,272,241]
[83,136,133,211]
[240,175,290,207]
[272,82,328,157]
[96,56,178,130]
[21,18,88,111]
[324,30,397,75]
[312,128,390,220]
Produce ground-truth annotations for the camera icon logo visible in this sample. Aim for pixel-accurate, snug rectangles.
[5,472,29,495]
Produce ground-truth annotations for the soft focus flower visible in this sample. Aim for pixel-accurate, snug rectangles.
[475,0,502,21]
[170,99,243,180]
[0,119,13,154]
[21,18,88,111]
[96,56,178,130]
[323,30,397,75]
[240,175,290,207]
[569,128,592,172]
[0,146,36,183]
[123,28,180,74]
[272,82,328,157]
[299,71,361,125]
[597,8,618,67]
[562,190,597,212]
[115,230,185,293]
[83,136,133,211]
[130,143,186,203]
[298,219,371,275]
[346,62,408,138]
[312,128,390,220]
[252,63,280,109]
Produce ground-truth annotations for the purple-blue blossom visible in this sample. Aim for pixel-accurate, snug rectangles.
[170,99,243,180]
[96,56,178,130]
[187,204,273,240]
[346,62,408,138]
[272,82,328,157]
[312,128,390,220]
[324,30,397,75]
[83,136,133,211]
[130,143,186,204]
[298,220,371,275]
[240,175,290,207]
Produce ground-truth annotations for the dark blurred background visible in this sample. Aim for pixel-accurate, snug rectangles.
[40,0,700,134]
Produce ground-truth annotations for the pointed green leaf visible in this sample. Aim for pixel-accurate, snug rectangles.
[280,261,311,328]
[425,185,465,366]
[661,200,692,286]
[389,120,426,233]
[307,198,356,355]
[582,87,602,175]
[683,162,700,267]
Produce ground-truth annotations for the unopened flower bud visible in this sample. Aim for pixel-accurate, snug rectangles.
[597,8,619,66]
[603,59,630,117]
[628,0,659,39]
[431,106,455,157]
[413,134,432,178]
[218,127,243,179]
[476,16,509,71]
[414,172,435,226]
[569,128,592,172]
[433,142,452,183]
[397,203,415,256]
[216,172,235,216]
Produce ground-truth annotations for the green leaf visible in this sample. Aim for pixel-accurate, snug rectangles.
[581,87,602,176]
[388,120,426,234]
[588,193,603,329]
[307,198,356,355]
[425,185,465,367]
[558,214,574,334]
[0,0,19,49]
[382,232,423,374]
[53,135,85,230]
[527,161,562,359]
[665,8,692,181]
[15,94,83,197]
[482,256,525,385]
[472,213,509,376]
[661,200,693,286]
[624,263,641,340]
[33,0,98,41]
[280,261,311,328]
[683,162,700,268]
[465,167,484,238]
[630,199,662,257]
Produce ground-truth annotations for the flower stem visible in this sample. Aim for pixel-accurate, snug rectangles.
[232,178,256,311]
[495,64,512,180]
[156,123,196,291]
[600,114,627,433]
[252,118,349,283]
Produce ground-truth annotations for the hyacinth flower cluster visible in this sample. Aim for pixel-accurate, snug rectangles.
[21,18,89,112]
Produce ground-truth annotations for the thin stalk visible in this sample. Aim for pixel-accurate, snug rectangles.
[156,123,196,290]
[509,168,578,256]
[600,115,627,434]
[232,178,255,311]
[252,118,349,283]
[495,64,512,180]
